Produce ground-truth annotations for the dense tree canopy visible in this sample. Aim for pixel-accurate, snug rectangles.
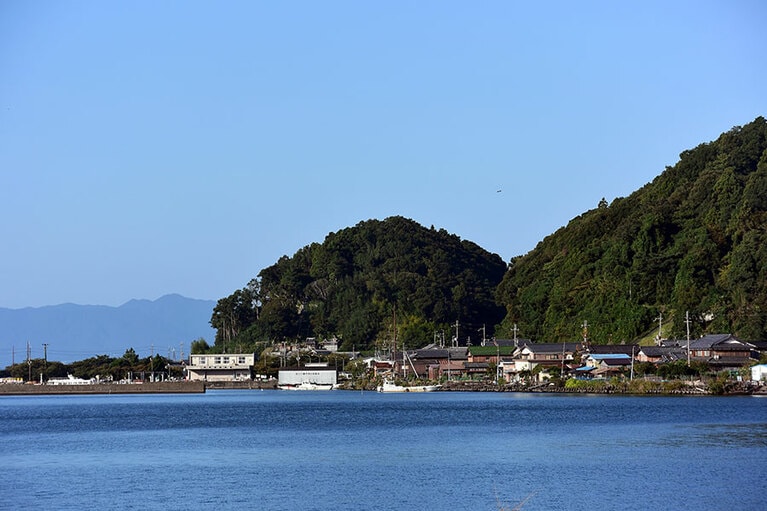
[211,117,767,352]
[212,217,508,351]
[2,348,177,381]
[496,117,767,343]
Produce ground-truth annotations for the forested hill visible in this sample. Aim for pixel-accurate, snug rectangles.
[212,217,507,351]
[496,116,767,344]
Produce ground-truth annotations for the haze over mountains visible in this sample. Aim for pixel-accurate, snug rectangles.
[0,294,216,368]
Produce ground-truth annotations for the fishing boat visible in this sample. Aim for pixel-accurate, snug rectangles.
[376,379,440,393]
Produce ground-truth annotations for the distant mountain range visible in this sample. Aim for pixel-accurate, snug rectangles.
[0,294,216,367]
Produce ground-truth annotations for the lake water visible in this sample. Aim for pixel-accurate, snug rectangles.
[1,390,765,510]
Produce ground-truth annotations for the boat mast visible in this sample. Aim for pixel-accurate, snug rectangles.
[392,305,397,371]
[402,342,406,378]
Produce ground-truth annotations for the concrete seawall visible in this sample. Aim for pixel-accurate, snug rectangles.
[205,380,277,390]
[0,381,205,395]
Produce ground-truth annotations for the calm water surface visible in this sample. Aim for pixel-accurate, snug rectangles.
[1,390,765,510]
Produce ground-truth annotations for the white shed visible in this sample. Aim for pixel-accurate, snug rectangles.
[750,364,767,382]
[278,366,338,388]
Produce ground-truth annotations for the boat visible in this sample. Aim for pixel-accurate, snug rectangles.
[278,382,335,391]
[47,374,97,385]
[376,379,440,393]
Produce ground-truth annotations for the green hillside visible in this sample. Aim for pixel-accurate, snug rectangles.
[496,116,767,344]
[213,117,767,351]
[212,216,507,351]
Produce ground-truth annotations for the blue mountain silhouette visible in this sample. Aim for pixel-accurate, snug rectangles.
[0,294,216,366]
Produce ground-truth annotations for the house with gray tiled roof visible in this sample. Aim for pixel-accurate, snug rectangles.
[686,334,756,370]
[636,346,687,364]
[503,342,581,382]
[587,344,639,356]
[652,334,752,370]
[582,353,632,377]
[408,346,472,380]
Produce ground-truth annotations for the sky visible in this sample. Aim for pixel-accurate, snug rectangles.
[1,0,766,310]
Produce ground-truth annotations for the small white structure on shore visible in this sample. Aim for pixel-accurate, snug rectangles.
[278,364,337,389]
[751,364,767,382]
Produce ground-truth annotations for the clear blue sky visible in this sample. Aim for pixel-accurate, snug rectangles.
[1,0,765,309]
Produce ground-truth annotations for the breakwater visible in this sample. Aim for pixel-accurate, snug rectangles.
[0,381,205,395]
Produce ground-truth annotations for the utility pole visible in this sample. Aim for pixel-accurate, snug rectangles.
[512,323,519,347]
[453,320,459,348]
[402,341,406,378]
[43,343,48,384]
[393,305,397,365]
[561,340,566,380]
[655,312,663,345]
[685,311,691,365]
[27,341,31,382]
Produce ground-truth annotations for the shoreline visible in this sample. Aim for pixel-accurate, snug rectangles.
[0,380,206,395]
[2,379,764,396]
[434,380,767,396]
[0,379,280,396]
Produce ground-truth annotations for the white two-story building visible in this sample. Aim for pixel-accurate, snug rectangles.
[187,353,256,382]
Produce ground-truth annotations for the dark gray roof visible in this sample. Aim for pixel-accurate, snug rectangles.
[689,334,751,350]
[588,344,638,355]
[601,358,630,366]
[413,347,468,360]
[639,346,688,362]
[447,347,469,359]
[413,349,449,360]
[706,356,754,367]
[638,346,667,357]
